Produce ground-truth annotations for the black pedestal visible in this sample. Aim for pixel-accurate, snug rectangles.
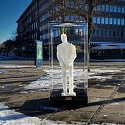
[49,89,88,107]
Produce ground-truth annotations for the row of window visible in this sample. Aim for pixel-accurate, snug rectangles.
[39,24,48,31]
[40,30,61,40]
[18,22,38,37]
[18,2,37,24]
[29,32,38,40]
[39,16,124,26]
[39,0,56,12]
[40,33,49,40]
[29,2,37,13]
[93,30,124,38]
[39,0,55,5]
[93,17,124,25]
[40,29,124,41]
[18,17,32,31]
[95,5,125,13]
[29,22,38,31]
[40,14,49,22]
[23,32,38,40]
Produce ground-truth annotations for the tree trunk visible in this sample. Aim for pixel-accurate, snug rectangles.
[62,0,66,22]
[88,1,93,72]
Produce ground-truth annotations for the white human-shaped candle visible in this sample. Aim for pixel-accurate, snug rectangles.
[57,33,77,96]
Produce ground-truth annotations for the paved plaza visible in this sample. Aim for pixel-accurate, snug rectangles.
[0,62,125,124]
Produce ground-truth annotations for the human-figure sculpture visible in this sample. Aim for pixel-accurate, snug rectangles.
[57,33,77,96]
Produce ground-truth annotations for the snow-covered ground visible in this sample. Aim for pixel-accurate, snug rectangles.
[0,65,124,125]
[23,68,119,92]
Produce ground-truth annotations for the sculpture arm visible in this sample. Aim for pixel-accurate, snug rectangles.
[67,45,77,66]
[57,46,65,66]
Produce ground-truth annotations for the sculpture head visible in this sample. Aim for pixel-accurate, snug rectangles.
[61,34,67,43]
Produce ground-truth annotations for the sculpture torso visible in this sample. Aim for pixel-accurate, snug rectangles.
[57,42,76,67]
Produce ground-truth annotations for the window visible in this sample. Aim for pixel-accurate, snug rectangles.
[79,29,83,36]
[110,5,113,12]
[101,5,105,11]
[97,5,101,10]
[65,16,70,21]
[92,30,96,36]
[118,6,121,13]
[93,17,96,23]
[109,31,112,37]
[105,5,109,12]
[105,30,108,37]
[122,6,125,13]
[121,31,124,37]
[36,22,37,28]
[101,17,104,24]
[121,19,124,25]
[105,18,108,24]
[117,31,120,37]
[70,16,74,21]
[101,30,104,36]
[96,30,100,36]
[84,5,88,10]
[113,31,116,36]
[117,19,120,25]
[114,6,117,12]
[113,18,117,25]
[109,18,112,24]
[53,30,59,37]
[97,17,100,24]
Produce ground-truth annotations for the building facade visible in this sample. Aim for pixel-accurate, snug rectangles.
[16,0,39,57]
[91,0,125,45]
[16,0,125,58]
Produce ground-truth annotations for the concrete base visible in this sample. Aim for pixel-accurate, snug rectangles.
[49,89,88,107]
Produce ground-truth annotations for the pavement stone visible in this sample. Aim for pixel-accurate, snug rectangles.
[0,63,125,124]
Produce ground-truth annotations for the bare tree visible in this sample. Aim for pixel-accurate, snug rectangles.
[48,0,114,71]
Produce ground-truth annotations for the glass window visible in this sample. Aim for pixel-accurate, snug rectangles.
[105,30,108,37]
[105,18,108,24]
[110,5,113,12]
[101,17,104,24]
[92,30,96,36]
[121,31,124,37]
[114,6,117,12]
[101,30,104,36]
[96,30,100,36]
[70,16,74,21]
[65,16,70,21]
[117,31,120,37]
[101,5,105,11]
[122,6,125,13]
[97,5,101,10]
[84,5,88,10]
[97,17,100,24]
[93,17,96,23]
[109,31,112,37]
[121,19,124,25]
[118,6,121,13]
[113,18,117,24]
[113,31,116,36]
[109,18,112,24]
[105,5,109,12]
[56,30,59,37]
[70,2,74,8]
[117,19,120,25]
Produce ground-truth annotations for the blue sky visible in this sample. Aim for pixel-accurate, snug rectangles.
[0,0,32,44]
